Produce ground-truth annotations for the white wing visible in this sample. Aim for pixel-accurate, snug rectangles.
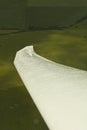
[14,46,87,130]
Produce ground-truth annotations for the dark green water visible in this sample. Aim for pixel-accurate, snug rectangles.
[0,7,87,29]
[0,86,49,130]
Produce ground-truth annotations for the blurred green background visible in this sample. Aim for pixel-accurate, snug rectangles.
[0,0,87,130]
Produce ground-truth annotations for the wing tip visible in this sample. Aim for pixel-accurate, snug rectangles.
[14,45,34,65]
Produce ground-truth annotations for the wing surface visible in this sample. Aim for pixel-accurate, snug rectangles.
[14,46,87,130]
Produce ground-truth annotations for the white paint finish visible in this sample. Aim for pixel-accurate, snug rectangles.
[14,46,87,130]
